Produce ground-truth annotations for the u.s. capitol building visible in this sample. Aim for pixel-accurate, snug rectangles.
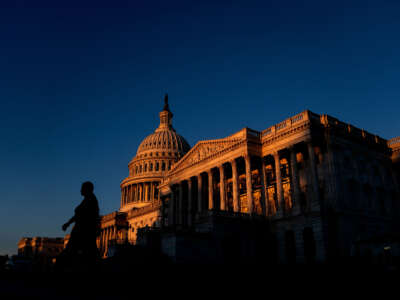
[97,95,400,264]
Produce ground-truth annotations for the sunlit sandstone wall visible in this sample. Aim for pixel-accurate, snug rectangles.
[159,110,399,263]
[126,204,160,244]
[97,211,128,258]
[18,237,64,258]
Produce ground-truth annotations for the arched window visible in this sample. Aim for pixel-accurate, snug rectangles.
[314,146,323,164]
[280,158,289,179]
[144,164,147,172]
[168,161,171,170]
[265,164,275,186]
[296,152,305,169]
[156,162,159,171]
[140,165,142,173]
[162,162,166,171]
[150,163,153,171]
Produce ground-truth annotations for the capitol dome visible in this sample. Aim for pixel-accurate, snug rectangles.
[120,95,191,212]
[136,121,190,157]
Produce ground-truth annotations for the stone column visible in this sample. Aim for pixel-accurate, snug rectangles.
[152,182,155,202]
[260,158,268,216]
[148,183,151,202]
[124,187,128,205]
[188,179,193,226]
[231,159,240,213]
[197,174,203,214]
[245,155,254,214]
[101,229,105,254]
[169,187,175,227]
[274,152,283,213]
[129,185,133,203]
[219,165,226,211]
[134,184,138,202]
[178,182,183,225]
[126,186,130,204]
[208,170,214,210]
[158,182,161,202]
[155,182,158,202]
[290,146,301,211]
[148,183,152,202]
[307,141,320,210]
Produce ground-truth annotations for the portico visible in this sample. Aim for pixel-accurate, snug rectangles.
[159,111,322,228]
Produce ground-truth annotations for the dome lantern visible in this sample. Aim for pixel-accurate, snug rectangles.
[156,94,174,132]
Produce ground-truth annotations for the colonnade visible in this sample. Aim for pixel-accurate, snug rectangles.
[98,225,117,257]
[121,181,160,207]
[131,159,172,176]
[166,141,320,227]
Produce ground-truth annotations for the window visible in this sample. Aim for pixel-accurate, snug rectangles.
[150,163,153,171]
[162,162,166,171]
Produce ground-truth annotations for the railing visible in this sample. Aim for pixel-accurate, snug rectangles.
[128,201,162,218]
[261,110,312,138]
[247,128,260,138]
[101,212,118,223]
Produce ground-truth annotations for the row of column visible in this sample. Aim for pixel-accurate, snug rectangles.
[167,141,319,226]
[121,181,160,206]
[98,226,116,257]
[132,160,172,176]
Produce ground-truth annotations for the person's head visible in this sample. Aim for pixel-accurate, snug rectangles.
[81,181,94,196]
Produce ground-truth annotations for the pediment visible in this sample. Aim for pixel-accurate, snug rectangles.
[171,137,244,172]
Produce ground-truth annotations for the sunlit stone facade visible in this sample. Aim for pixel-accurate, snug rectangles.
[18,237,64,259]
[98,97,400,263]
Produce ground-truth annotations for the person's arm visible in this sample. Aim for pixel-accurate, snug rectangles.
[62,216,76,231]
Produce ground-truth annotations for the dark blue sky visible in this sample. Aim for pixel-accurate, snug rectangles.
[1,0,400,254]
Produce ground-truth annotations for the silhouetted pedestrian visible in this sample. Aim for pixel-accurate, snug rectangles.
[56,181,100,271]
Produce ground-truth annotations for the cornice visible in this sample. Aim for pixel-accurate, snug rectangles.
[121,176,164,187]
[262,121,311,146]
